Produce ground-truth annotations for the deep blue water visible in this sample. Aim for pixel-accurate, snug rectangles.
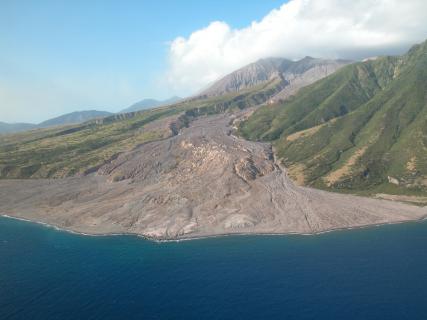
[1,217,427,320]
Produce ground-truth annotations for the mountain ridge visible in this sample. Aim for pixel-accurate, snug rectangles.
[0,122,37,134]
[200,56,352,102]
[38,110,114,128]
[239,40,427,197]
[1,55,351,136]
[1,98,183,135]
[120,96,182,113]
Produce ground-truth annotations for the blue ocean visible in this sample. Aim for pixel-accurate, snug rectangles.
[1,217,427,320]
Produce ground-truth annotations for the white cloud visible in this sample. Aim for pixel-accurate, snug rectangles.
[166,0,427,95]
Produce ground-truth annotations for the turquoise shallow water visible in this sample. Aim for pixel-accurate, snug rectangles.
[1,217,427,320]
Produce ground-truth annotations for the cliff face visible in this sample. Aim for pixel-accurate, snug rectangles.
[272,57,352,102]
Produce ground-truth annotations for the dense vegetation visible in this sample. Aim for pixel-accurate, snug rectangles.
[240,41,427,196]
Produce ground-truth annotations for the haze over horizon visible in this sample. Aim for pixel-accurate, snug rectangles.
[1,0,427,123]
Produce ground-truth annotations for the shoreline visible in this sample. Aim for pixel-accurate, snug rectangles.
[2,213,426,243]
[1,114,426,245]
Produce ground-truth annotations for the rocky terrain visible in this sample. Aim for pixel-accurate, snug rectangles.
[1,111,425,240]
[200,57,351,102]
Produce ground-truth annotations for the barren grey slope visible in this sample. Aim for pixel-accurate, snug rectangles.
[1,112,425,240]
[200,57,352,101]
[201,58,290,96]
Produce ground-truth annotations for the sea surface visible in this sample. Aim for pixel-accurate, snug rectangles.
[1,217,427,320]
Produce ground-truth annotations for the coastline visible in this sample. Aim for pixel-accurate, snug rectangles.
[1,114,426,244]
[2,212,427,243]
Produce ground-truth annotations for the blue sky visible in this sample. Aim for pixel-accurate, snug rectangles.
[0,0,285,123]
[1,0,426,123]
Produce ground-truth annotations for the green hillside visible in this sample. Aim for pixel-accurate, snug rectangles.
[240,41,427,197]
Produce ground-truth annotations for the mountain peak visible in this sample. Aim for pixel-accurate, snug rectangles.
[200,56,352,99]
[120,97,182,114]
